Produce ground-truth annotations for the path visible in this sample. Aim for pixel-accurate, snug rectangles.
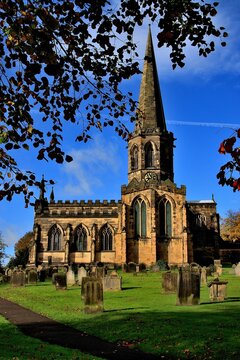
[0,297,162,360]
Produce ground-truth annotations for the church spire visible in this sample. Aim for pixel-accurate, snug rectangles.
[137,27,167,132]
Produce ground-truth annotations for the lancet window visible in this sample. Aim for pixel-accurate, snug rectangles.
[134,198,147,237]
[100,224,113,251]
[159,199,172,237]
[48,225,62,251]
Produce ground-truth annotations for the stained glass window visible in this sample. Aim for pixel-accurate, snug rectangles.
[74,225,87,251]
[100,225,113,250]
[134,198,147,237]
[48,225,62,251]
[159,199,172,237]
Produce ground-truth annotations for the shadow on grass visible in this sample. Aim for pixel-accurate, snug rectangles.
[201,296,240,305]
[104,307,148,313]
[122,287,142,290]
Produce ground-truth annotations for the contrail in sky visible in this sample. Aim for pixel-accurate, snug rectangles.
[167,121,240,128]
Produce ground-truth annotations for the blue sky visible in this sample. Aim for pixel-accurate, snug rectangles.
[1,0,240,262]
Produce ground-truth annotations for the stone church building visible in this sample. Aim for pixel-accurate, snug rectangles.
[29,29,221,268]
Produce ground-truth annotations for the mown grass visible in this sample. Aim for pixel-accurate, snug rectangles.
[1,268,240,359]
[0,315,102,360]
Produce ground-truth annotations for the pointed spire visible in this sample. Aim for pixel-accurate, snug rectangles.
[137,27,167,132]
[50,187,55,202]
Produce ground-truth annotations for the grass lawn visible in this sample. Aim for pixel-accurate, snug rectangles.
[1,268,240,359]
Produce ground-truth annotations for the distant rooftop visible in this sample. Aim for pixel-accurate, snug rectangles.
[187,200,215,204]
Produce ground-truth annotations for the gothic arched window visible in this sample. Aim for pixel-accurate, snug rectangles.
[134,198,147,237]
[159,199,172,237]
[145,142,154,168]
[131,146,138,170]
[74,225,87,251]
[100,225,113,251]
[48,225,62,251]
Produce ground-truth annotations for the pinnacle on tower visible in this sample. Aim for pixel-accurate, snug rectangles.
[137,27,167,132]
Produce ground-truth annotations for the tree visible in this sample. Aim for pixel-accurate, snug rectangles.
[7,231,33,267]
[0,0,227,205]
[0,231,7,269]
[221,210,240,242]
[217,129,240,191]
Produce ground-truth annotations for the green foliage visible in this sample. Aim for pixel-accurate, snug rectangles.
[6,231,33,268]
[0,231,7,269]
[156,259,169,271]
[1,270,240,359]
[0,0,227,204]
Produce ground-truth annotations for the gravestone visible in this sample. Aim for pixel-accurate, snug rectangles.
[38,268,47,282]
[234,263,240,276]
[11,269,25,287]
[66,268,75,286]
[122,263,128,273]
[27,269,38,284]
[82,277,104,313]
[127,262,137,273]
[229,264,236,275]
[95,266,106,278]
[208,279,228,301]
[78,266,87,286]
[54,273,67,290]
[103,271,122,291]
[139,263,147,272]
[176,266,200,306]
[151,264,160,272]
[162,271,178,293]
[201,266,207,285]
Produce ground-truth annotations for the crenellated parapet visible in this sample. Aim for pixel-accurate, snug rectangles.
[35,198,122,219]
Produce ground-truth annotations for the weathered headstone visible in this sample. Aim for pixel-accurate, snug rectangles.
[38,268,47,282]
[78,266,87,286]
[201,266,207,285]
[95,266,106,278]
[122,263,128,273]
[27,269,38,284]
[162,271,178,293]
[103,271,122,291]
[54,273,67,290]
[127,262,137,273]
[234,263,240,276]
[208,279,228,301]
[82,277,104,313]
[139,263,147,272]
[229,264,236,275]
[176,266,200,306]
[11,269,25,287]
[151,264,160,272]
[66,268,75,286]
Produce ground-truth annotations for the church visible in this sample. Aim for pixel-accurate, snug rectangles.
[29,29,221,268]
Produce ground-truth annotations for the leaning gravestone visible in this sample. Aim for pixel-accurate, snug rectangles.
[54,273,67,290]
[82,277,104,313]
[162,271,178,293]
[103,271,122,291]
[176,265,200,306]
[11,269,25,287]
[78,266,87,286]
[27,269,38,284]
[66,268,75,286]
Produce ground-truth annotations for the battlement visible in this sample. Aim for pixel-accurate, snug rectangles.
[50,199,121,206]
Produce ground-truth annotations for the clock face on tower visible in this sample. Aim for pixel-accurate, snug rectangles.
[144,172,158,182]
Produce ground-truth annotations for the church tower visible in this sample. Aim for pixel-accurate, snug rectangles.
[128,27,174,185]
[121,28,188,266]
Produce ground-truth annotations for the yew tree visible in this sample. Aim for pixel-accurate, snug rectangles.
[0,0,228,205]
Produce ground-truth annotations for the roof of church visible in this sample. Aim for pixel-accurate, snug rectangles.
[138,27,167,132]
